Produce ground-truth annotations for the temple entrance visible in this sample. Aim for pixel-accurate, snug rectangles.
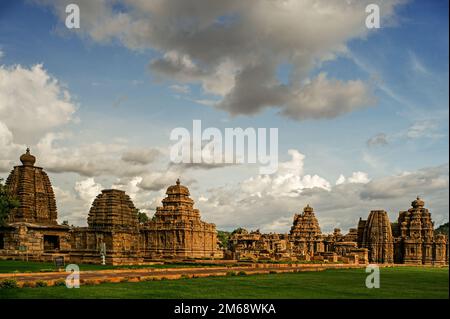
[0,233,4,249]
[44,235,60,251]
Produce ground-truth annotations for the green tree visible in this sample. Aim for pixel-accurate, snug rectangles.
[136,210,149,224]
[435,222,449,236]
[217,230,231,248]
[0,179,19,226]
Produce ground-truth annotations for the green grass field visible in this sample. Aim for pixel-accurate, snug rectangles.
[1,267,448,299]
[0,260,224,273]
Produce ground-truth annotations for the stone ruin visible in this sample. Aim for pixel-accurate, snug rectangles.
[0,149,448,265]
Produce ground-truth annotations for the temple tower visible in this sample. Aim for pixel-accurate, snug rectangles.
[5,148,57,225]
[289,204,324,256]
[0,149,70,260]
[396,197,445,265]
[70,189,142,265]
[142,179,221,259]
[360,210,394,264]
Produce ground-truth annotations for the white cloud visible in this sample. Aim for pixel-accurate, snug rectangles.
[74,177,103,207]
[37,0,403,120]
[348,171,370,184]
[409,51,428,75]
[0,64,77,142]
[169,84,190,94]
[406,120,442,139]
[367,133,388,147]
[335,174,346,185]
[197,163,448,233]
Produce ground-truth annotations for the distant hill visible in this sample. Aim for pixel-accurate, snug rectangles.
[435,222,449,236]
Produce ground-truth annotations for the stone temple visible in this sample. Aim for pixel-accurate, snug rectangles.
[0,149,71,261]
[0,149,448,265]
[141,179,219,259]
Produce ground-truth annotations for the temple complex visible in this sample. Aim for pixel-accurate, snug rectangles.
[0,149,448,265]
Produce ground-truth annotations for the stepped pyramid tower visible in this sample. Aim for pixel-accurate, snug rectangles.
[289,205,324,256]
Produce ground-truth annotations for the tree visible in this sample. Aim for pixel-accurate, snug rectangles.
[136,210,149,224]
[0,179,19,226]
[435,222,449,236]
[217,230,231,248]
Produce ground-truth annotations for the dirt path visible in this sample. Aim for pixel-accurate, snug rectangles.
[0,264,365,286]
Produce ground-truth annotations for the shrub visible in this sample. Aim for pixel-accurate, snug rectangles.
[22,282,36,288]
[269,270,277,274]
[35,280,48,287]
[226,271,237,276]
[0,279,18,289]
[53,279,66,287]
[238,271,247,276]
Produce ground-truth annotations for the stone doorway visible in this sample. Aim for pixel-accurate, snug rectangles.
[0,233,4,249]
[44,235,60,251]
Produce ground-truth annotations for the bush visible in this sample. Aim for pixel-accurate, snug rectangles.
[53,279,66,287]
[226,271,237,276]
[0,279,18,289]
[35,280,48,287]
[22,281,36,288]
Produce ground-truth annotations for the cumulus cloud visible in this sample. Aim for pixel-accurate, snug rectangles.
[33,133,160,177]
[348,171,370,184]
[74,177,103,207]
[121,148,161,165]
[335,174,346,185]
[195,150,448,233]
[367,132,388,147]
[0,63,77,142]
[0,122,24,172]
[37,0,403,120]
[360,164,449,200]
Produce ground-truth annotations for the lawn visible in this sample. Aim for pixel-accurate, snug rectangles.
[0,267,448,299]
[0,260,226,273]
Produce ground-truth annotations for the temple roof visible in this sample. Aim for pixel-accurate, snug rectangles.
[87,189,138,230]
[20,148,36,166]
[5,148,57,225]
[166,178,190,196]
[411,196,425,209]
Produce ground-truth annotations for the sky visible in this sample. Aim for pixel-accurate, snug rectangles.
[0,0,448,233]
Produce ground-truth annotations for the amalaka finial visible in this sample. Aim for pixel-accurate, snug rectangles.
[176,178,180,185]
[20,147,36,166]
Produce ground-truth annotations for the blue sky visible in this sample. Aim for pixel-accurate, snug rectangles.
[0,0,448,232]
